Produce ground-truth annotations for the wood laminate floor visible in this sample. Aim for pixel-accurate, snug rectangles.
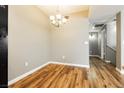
[10,57,124,88]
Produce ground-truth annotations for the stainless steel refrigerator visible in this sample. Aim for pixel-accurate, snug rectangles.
[0,5,8,88]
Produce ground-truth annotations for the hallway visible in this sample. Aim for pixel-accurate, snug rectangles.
[89,57,124,88]
[10,57,124,88]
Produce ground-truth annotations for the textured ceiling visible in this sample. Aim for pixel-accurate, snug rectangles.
[37,5,124,24]
[89,5,124,24]
[38,5,89,16]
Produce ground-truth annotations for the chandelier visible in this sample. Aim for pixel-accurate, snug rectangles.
[49,14,69,27]
[49,6,69,27]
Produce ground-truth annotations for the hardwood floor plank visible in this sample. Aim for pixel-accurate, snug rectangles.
[10,57,124,88]
[41,65,65,88]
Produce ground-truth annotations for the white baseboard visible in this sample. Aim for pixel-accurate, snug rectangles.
[90,55,111,63]
[90,55,102,60]
[89,55,100,58]
[8,62,50,86]
[8,61,90,86]
[48,61,90,68]
[116,67,124,74]
[105,60,111,63]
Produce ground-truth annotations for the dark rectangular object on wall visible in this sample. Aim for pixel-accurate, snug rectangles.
[0,5,8,88]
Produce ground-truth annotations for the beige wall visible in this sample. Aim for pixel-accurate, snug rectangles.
[8,6,90,81]
[120,10,124,67]
[50,12,89,66]
[116,11,124,71]
[116,12,121,70]
[8,6,50,81]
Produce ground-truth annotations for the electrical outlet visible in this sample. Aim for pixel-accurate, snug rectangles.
[62,56,65,59]
[25,62,29,67]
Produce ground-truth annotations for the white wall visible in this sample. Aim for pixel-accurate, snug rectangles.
[100,30,104,59]
[8,6,50,81]
[50,13,89,66]
[106,21,116,50]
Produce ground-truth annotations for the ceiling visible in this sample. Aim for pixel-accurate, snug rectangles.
[37,5,124,24]
[38,5,89,16]
[89,5,124,24]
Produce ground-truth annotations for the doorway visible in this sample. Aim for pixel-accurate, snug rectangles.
[89,18,117,67]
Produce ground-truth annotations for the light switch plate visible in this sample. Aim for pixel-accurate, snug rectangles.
[84,41,88,45]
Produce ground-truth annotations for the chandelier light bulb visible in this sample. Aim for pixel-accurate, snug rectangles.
[52,20,56,24]
[49,15,55,20]
[62,18,67,23]
[56,14,62,19]
[59,21,62,25]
